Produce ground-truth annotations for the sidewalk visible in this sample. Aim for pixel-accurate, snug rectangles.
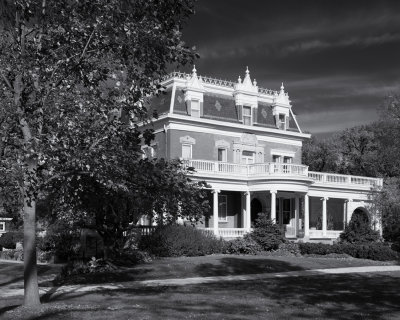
[2,265,400,299]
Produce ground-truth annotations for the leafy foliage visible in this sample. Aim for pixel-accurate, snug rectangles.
[250,213,285,251]
[340,209,380,244]
[0,230,23,249]
[299,242,399,261]
[37,220,81,261]
[225,235,262,255]
[0,0,197,304]
[140,224,226,257]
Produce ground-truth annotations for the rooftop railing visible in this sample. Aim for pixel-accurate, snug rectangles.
[162,72,279,96]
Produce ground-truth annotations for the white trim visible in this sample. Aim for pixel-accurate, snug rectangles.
[0,217,13,221]
[167,114,311,139]
[0,222,5,232]
[181,144,192,159]
[290,108,302,133]
[168,122,303,147]
[179,135,196,145]
[169,83,177,114]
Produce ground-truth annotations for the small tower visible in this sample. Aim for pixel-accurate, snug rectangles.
[272,82,291,130]
[184,65,205,117]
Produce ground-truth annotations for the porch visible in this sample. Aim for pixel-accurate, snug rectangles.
[200,190,369,241]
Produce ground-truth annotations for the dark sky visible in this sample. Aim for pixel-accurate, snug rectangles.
[179,0,400,137]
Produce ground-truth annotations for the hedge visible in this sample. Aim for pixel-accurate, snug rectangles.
[299,242,399,261]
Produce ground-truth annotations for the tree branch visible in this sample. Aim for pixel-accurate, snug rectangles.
[0,70,14,92]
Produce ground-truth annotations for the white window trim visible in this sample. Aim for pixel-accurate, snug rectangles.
[278,114,286,130]
[0,222,5,232]
[181,143,192,159]
[270,149,296,158]
[218,195,228,222]
[191,99,201,118]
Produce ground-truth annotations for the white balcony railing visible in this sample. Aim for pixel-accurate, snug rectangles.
[184,159,383,188]
[202,228,250,238]
[185,160,308,177]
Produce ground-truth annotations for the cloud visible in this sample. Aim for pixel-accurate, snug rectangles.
[298,108,378,134]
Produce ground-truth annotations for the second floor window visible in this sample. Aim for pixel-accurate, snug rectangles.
[182,144,192,159]
[191,100,200,118]
[243,106,252,125]
[0,222,5,232]
[218,148,227,162]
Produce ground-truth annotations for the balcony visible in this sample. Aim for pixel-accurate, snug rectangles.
[184,159,383,189]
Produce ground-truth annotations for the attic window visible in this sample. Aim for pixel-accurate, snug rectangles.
[191,100,200,118]
[278,114,286,130]
[243,106,252,126]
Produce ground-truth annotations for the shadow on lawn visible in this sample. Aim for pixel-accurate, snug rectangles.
[40,273,400,320]
[194,256,304,277]
[4,271,400,320]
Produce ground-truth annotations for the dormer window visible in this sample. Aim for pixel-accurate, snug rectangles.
[278,114,286,130]
[191,99,201,118]
[243,106,252,125]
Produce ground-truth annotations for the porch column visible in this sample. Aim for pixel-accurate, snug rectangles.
[294,196,299,237]
[212,189,220,236]
[270,190,277,223]
[245,191,251,231]
[304,194,310,238]
[322,197,328,237]
[346,199,353,224]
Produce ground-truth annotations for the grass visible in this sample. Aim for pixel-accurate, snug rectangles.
[3,272,400,319]
[1,255,399,319]
[55,254,397,285]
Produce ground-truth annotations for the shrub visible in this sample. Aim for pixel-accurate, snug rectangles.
[0,248,23,261]
[0,231,23,249]
[250,213,285,251]
[59,257,116,279]
[225,235,262,255]
[299,242,399,261]
[340,209,380,243]
[37,221,81,261]
[140,224,226,257]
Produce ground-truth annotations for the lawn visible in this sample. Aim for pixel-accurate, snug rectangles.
[1,255,399,319]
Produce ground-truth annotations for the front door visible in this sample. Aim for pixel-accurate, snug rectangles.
[277,198,296,237]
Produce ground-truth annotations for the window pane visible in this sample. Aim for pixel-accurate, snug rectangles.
[273,155,281,163]
[182,144,191,159]
[243,106,251,125]
[218,148,226,162]
[283,157,292,163]
[191,100,200,118]
[218,195,227,220]
[243,106,251,115]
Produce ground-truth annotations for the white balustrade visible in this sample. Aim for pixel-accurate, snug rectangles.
[203,228,250,238]
[308,171,382,188]
[184,159,381,189]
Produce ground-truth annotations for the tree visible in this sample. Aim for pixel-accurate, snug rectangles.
[42,158,210,259]
[302,136,339,172]
[0,0,196,305]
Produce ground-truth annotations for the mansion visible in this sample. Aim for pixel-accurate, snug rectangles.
[141,67,382,241]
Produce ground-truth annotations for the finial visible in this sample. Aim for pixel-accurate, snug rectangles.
[253,79,257,86]
[192,65,197,76]
[280,82,284,92]
[246,66,249,75]
[238,75,242,84]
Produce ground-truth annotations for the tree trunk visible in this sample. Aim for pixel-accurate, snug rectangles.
[23,197,40,305]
